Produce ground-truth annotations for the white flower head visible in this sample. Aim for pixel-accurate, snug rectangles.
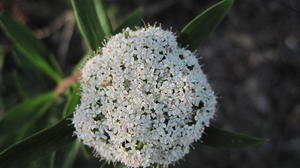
[73,26,217,167]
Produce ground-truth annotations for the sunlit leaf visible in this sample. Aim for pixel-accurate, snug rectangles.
[114,7,144,34]
[178,0,234,50]
[202,126,267,148]
[71,0,106,50]
[94,0,113,36]
[0,116,75,167]
[0,13,63,82]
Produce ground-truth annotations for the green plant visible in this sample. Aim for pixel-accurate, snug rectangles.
[0,0,266,167]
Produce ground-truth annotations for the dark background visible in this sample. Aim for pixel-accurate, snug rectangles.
[1,0,300,168]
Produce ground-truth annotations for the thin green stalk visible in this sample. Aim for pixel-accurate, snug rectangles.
[50,152,56,168]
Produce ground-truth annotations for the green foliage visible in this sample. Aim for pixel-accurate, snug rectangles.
[114,7,144,34]
[12,47,49,95]
[0,45,4,70]
[14,100,56,142]
[62,83,81,117]
[100,162,126,168]
[202,126,267,148]
[0,14,63,82]
[0,117,75,167]
[62,140,81,168]
[0,92,56,133]
[0,0,267,167]
[178,0,234,50]
[71,0,106,50]
[94,0,113,36]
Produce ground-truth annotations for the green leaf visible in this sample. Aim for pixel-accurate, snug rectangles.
[0,116,75,167]
[15,99,55,141]
[154,164,164,168]
[63,83,81,117]
[13,49,49,92]
[71,0,106,50]
[80,145,91,159]
[114,7,144,34]
[177,0,234,50]
[201,126,267,148]
[62,140,80,168]
[0,92,56,132]
[115,163,127,168]
[100,162,126,168]
[49,152,56,168]
[13,72,30,98]
[94,0,113,36]
[0,45,4,70]
[0,13,63,82]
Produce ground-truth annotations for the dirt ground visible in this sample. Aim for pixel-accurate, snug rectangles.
[1,0,300,167]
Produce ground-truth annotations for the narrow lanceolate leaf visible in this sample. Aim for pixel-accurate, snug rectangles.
[177,0,234,50]
[15,99,55,141]
[71,0,106,50]
[114,7,144,34]
[12,47,49,93]
[201,126,267,148]
[0,91,56,132]
[62,140,80,168]
[94,0,113,36]
[50,152,56,168]
[0,13,63,82]
[0,117,75,167]
[63,83,81,117]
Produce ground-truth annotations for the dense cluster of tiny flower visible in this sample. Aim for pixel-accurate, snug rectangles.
[73,26,217,167]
